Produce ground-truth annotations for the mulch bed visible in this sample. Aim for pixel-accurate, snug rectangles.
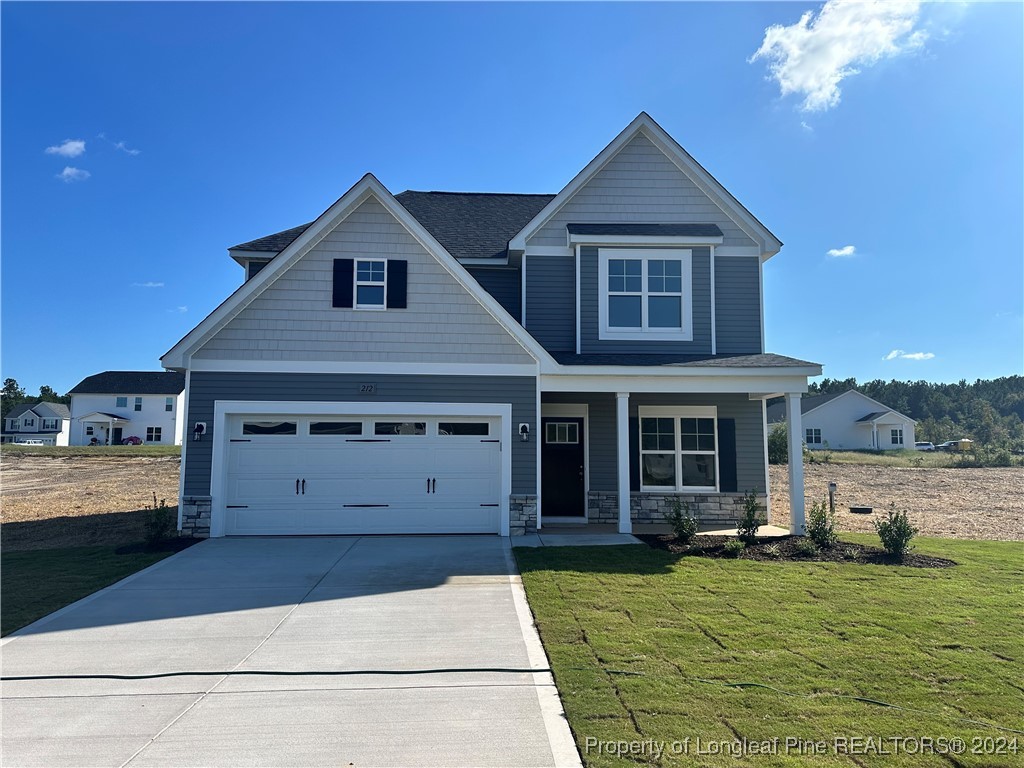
[636,534,957,568]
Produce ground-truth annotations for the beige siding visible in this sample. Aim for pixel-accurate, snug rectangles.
[527,134,757,249]
[195,199,535,364]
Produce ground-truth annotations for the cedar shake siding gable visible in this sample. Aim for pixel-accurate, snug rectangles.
[526,134,758,250]
[193,199,535,365]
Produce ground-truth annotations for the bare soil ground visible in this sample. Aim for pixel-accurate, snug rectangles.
[770,463,1023,541]
[1,454,180,551]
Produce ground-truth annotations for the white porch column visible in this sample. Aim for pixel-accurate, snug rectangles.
[786,393,806,535]
[616,392,631,534]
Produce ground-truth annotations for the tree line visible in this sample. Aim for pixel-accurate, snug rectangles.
[1,378,71,419]
[804,376,1024,449]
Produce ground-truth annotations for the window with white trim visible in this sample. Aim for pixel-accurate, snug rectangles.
[146,426,162,443]
[639,406,718,491]
[891,428,904,446]
[354,259,386,309]
[23,417,35,427]
[134,397,143,412]
[86,426,94,436]
[598,249,693,341]
[10,419,20,430]
[805,428,822,445]
[545,422,579,444]
[165,397,174,412]
[116,397,128,408]
[42,418,58,430]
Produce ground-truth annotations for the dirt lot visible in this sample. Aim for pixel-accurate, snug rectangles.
[1,455,1019,548]
[770,464,1022,541]
[1,454,180,551]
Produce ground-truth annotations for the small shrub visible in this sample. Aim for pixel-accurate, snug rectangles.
[665,499,699,544]
[144,492,175,548]
[842,547,860,561]
[767,423,788,465]
[736,490,765,544]
[806,497,838,549]
[762,543,782,559]
[793,538,819,558]
[874,503,918,559]
[723,540,746,558]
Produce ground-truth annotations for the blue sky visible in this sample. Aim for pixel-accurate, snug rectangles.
[2,1,1021,394]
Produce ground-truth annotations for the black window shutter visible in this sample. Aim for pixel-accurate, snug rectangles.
[717,418,738,493]
[333,259,354,308]
[386,260,408,309]
[629,417,640,492]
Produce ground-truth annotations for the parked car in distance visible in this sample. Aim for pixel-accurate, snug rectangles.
[121,436,144,446]
[16,439,45,446]
[935,440,960,452]
[914,442,935,451]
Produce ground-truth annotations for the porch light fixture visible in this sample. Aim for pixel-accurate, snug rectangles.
[193,422,206,442]
[519,423,530,442]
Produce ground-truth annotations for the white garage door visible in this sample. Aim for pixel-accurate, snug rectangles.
[222,414,502,535]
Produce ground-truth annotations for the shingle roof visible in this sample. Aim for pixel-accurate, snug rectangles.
[566,223,724,238]
[5,403,40,419]
[856,411,892,423]
[33,401,71,419]
[229,191,556,262]
[68,371,186,396]
[766,391,851,423]
[551,352,818,368]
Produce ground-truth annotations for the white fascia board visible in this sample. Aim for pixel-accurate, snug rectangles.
[508,112,781,258]
[228,248,277,267]
[538,361,821,378]
[162,174,555,371]
[524,246,572,257]
[569,234,723,247]
[189,359,538,377]
[540,372,814,395]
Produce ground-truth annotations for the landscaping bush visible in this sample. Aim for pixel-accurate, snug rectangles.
[736,490,765,544]
[665,499,698,544]
[767,423,788,465]
[143,493,175,548]
[762,543,782,559]
[723,540,745,558]
[874,503,919,559]
[805,497,838,549]
[793,538,819,557]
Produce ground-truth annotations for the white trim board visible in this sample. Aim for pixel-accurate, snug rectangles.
[540,372,815,394]
[188,359,538,376]
[209,400,514,538]
[569,234,723,247]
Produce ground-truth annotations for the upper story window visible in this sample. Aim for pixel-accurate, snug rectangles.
[598,249,692,341]
[23,417,35,427]
[10,419,20,430]
[134,397,143,412]
[42,418,58,430]
[355,259,386,309]
[165,397,174,412]
[116,397,128,408]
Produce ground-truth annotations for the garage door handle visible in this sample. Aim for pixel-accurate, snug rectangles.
[426,477,430,493]
[432,478,436,494]
[296,479,300,495]
[301,479,306,495]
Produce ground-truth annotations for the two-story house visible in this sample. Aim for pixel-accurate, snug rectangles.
[68,371,186,445]
[162,113,821,538]
[1,402,71,445]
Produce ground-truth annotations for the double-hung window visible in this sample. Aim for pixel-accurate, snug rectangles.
[134,397,143,412]
[165,397,174,412]
[42,418,58,430]
[354,259,386,309]
[639,406,718,492]
[146,427,162,443]
[598,249,692,340]
[805,428,822,445]
[891,428,904,446]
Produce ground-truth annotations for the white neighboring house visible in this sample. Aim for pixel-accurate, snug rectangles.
[767,390,916,451]
[68,371,186,446]
[1,402,72,445]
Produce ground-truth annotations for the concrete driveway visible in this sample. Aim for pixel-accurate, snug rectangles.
[1,537,580,767]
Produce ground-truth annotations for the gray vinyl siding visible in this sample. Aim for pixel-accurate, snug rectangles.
[545,393,765,494]
[466,266,521,322]
[714,257,762,354]
[525,256,576,352]
[194,199,533,365]
[184,372,537,497]
[580,246,712,355]
[527,134,758,249]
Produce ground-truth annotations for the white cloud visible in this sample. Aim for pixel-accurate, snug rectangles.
[884,349,935,361]
[827,245,856,258]
[56,167,90,183]
[132,281,164,288]
[45,139,86,158]
[169,305,188,314]
[750,0,927,112]
[98,133,140,155]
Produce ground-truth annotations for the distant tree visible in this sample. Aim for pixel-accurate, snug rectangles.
[36,385,70,406]
[1,378,26,419]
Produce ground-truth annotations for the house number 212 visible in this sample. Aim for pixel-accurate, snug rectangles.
[358,383,377,394]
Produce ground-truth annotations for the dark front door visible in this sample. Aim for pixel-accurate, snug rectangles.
[541,417,585,517]
[111,427,123,445]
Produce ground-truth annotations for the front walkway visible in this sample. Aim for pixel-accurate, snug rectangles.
[1,537,580,768]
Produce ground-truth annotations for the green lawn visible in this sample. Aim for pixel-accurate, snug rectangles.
[0,444,181,458]
[516,536,1024,767]
[1,546,175,636]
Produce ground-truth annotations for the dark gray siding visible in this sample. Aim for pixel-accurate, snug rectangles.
[466,266,521,322]
[185,372,536,496]
[525,255,576,352]
[715,257,762,354]
[580,246,713,355]
[546,392,765,494]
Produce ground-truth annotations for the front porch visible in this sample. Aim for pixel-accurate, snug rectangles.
[535,387,811,536]
[76,412,132,445]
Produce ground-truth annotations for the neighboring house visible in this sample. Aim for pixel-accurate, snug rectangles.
[767,390,916,451]
[68,371,186,446]
[1,402,72,445]
[161,112,822,538]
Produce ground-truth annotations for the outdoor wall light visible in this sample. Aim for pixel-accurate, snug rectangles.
[193,422,206,442]
[519,423,530,442]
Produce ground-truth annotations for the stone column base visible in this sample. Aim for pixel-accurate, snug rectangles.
[509,495,538,535]
[180,495,212,538]
[588,491,767,527]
